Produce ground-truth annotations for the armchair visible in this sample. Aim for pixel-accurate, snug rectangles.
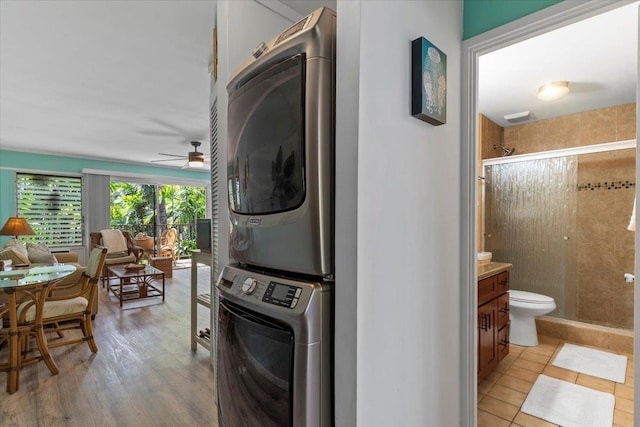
[159,228,178,264]
[90,230,143,286]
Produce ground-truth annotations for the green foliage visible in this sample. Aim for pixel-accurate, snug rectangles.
[110,182,207,259]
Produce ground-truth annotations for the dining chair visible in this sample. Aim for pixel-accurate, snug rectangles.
[17,246,108,353]
[0,268,74,392]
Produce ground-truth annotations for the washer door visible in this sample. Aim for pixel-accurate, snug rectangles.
[217,298,294,427]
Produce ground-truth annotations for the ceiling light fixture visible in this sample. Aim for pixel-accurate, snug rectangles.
[537,81,569,101]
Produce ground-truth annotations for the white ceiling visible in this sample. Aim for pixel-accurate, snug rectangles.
[0,1,216,170]
[0,0,335,170]
[479,2,639,128]
[1,1,634,171]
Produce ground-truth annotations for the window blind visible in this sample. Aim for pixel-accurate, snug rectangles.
[16,173,83,246]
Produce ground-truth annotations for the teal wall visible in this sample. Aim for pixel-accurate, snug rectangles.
[463,0,564,39]
[0,149,209,236]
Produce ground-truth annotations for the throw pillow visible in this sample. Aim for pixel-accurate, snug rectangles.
[0,247,26,264]
[3,239,30,264]
[106,251,129,259]
[26,242,58,264]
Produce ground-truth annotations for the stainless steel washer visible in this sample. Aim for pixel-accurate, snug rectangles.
[216,264,333,427]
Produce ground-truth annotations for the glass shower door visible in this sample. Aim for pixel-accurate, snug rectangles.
[484,156,578,319]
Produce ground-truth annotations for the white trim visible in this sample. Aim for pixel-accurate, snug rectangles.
[0,166,82,178]
[460,1,635,426]
[483,140,636,166]
[82,168,209,187]
[634,3,640,424]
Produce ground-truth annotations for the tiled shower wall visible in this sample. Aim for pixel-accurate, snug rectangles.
[481,103,637,330]
[576,149,635,329]
[483,103,636,160]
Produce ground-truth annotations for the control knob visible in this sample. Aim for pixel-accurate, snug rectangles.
[242,278,258,295]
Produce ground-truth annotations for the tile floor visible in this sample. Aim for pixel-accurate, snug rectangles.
[478,335,634,427]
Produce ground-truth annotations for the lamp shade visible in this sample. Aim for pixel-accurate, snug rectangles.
[0,217,35,238]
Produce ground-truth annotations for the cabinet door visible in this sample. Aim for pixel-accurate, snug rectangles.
[478,300,498,381]
[478,275,498,306]
[497,292,510,330]
[497,271,510,293]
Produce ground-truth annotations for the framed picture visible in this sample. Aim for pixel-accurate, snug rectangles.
[412,37,447,126]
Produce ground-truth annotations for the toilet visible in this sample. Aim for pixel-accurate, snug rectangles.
[509,290,556,346]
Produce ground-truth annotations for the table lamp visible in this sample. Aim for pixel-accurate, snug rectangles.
[0,216,35,239]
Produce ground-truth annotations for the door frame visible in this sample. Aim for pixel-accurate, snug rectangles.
[460,1,639,425]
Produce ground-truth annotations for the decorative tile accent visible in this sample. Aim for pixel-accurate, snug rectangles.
[577,181,635,191]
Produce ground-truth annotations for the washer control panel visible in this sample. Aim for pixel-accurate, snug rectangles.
[262,281,302,309]
[217,265,318,312]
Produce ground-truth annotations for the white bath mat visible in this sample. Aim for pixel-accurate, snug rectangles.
[552,343,627,383]
[521,375,615,427]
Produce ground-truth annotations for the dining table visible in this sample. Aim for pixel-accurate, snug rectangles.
[0,264,76,394]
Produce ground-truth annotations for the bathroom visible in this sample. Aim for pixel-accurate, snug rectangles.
[474,3,638,425]
[481,106,636,351]
[476,3,638,350]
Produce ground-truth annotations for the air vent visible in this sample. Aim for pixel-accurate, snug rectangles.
[504,111,533,123]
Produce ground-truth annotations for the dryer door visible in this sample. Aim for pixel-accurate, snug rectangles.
[217,298,294,427]
[227,54,306,216]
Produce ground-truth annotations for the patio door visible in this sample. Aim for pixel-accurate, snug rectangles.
[110,181,207,260]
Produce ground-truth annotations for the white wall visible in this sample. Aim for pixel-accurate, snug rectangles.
[226,1,300,77]
[337,1,463,425]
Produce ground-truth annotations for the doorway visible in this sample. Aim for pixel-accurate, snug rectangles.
[461,2,640,425]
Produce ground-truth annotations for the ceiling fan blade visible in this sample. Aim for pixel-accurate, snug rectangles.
[151,158,187,163]
[157,153,187,158]
[138,130,184,137]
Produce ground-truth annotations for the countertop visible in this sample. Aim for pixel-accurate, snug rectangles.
[477,262,512,280]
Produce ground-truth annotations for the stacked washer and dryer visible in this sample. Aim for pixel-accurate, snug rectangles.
[216,8,336,427]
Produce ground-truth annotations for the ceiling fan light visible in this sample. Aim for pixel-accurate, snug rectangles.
[537,81,569,101]
[188,151,205,168]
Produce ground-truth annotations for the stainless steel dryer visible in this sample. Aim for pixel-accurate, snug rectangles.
[226,7,336,278]
[216,264,333,427]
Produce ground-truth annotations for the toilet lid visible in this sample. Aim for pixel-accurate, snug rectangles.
[509,290,554,304]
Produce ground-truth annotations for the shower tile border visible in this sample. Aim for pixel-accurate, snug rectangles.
[577,181,636,191]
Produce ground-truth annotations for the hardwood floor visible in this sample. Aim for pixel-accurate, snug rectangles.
[0,264,219,427]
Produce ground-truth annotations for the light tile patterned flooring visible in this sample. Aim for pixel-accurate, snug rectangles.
[478,335,635,427]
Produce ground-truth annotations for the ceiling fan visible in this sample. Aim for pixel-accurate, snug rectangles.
[152,141,209,168]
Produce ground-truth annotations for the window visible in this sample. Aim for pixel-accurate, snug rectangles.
[16,173,83,246]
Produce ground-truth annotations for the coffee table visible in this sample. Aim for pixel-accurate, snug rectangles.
[107,265,165,307]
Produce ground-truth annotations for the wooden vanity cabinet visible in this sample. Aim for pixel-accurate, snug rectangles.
[478,270,510,381]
